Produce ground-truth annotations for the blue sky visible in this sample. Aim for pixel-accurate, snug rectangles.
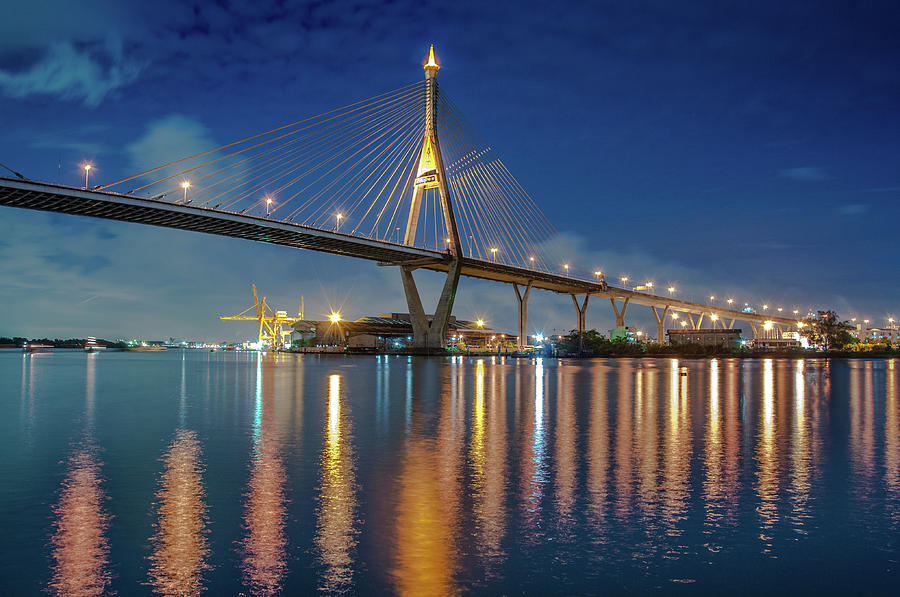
[1,0,899,340]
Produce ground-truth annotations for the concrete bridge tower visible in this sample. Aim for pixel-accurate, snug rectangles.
[399,45,463,351]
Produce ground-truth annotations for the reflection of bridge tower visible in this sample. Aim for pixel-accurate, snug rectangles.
[400,46,462,351]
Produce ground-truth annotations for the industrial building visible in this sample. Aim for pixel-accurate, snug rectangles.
[667,328,742,348]
[290,313,513,351]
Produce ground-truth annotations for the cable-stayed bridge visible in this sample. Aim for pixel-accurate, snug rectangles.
[0,47,805,349]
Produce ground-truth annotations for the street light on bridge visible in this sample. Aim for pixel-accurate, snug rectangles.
[265,196,273,217]
[621,276,628,285]
[181,180,190,202]
[335,212,343,231]
[668,286,676,296]
[491,247,498,262]
[83,163,92,189]
[563,263,569,276]
[727,298,734,307]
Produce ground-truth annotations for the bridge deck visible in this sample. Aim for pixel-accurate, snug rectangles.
[1,177,799,328]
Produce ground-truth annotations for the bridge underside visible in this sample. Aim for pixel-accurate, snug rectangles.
[0,178,440,265]
[1,177,801,333]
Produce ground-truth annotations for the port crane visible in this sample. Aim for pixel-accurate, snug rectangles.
[220,285,303,349]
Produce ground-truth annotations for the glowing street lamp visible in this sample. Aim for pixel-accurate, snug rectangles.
[727,298,734,307]
[529,256,535,266]
[793,309,799,315]
[777,307,783,313]
[710,313,719,322]
[762,304,768,311]
[491,247,498,262]
[476,319,485,328]
[763,320,773,331]
[594,270,603,281]
[335,212,343,231]
[671,313,679,320]
[621,276,629,285]
[265,196,273,216]
[83,163,93,188]
[668,286,676,296]
[680,320,688,328]
[563,263,569,276]
[181,180,191,202]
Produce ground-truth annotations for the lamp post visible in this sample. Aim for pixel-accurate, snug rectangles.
[266,197,273,217]
[563,263,569,276]
[181,180,190,202]
[335,212,343,232]
[668,286,676,297]
[491,247,498,262]
[83,164,92,189]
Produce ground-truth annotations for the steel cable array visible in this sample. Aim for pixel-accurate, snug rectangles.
[99,80,581,274]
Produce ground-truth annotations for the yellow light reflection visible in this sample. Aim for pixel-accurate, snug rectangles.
[756,359,778,550]
[241,356,287,596]
[704,359,724,530]
[391,364,461,594]
[662,359,691,540]
[587,363,610,533]
[555,364,577,531]
[886,361,899,508]
[789,359,811,529]
[316,374,358,593]
[148,429,210,595]
[49,447,111,597]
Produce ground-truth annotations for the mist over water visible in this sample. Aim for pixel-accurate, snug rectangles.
[1,351,899,594]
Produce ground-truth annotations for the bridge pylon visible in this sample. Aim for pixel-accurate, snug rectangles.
[401,45,462,351]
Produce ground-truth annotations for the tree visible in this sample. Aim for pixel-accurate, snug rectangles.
[798,310,854,351]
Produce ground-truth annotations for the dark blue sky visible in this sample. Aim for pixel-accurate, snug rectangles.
[1,0,899,340]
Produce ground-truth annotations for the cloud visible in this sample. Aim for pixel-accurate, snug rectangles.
[127,114,216,174]
[0,36,143,106]
[838,203,867,216]
[778,166,830,182]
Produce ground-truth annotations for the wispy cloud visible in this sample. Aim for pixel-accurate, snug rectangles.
[0,36,143,106]
[778,166,830,182]
[838,203,867,216]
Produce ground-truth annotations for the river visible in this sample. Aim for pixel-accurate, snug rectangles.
[1,350,898,594]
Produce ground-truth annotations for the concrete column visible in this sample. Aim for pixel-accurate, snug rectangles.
[750,321,759,338]
[400,259,461,351]
[729,318,736,329]
[514,281,533,349]
[610,297,630,328]
[572,294,590,353]
[696,313,705,329]
[688,313,697,330]
[651,305,669,344]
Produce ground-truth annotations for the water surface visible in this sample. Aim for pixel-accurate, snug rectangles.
[1,351,898,594]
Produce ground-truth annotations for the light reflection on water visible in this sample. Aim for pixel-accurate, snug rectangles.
[48,353,111,597]
[4,353,900,594]
[147,429,209,596]
[240,355,288,596]
[315,373,358,594]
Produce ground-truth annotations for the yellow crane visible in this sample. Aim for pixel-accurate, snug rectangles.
[220,285,303,349]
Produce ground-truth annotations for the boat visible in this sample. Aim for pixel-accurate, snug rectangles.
[22,342,53,353]
[84,337,106,353]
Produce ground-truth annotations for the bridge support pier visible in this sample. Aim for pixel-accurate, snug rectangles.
[651,305,669,344]
[514,281,533,349]
[400,260,461,352]
[571,294,590,353]
[610,297,630,328]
